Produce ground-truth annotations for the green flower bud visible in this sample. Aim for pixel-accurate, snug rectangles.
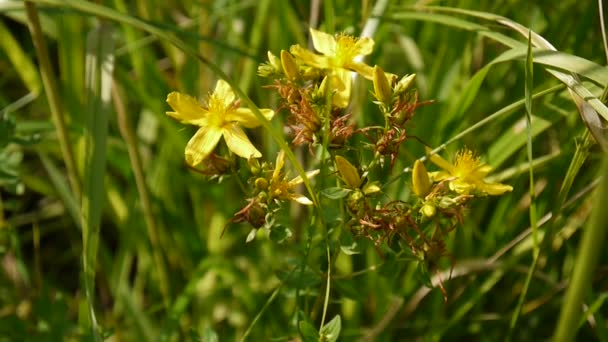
[255,177,268,190]
[394,74,416,95]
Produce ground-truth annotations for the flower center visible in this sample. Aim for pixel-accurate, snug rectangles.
[453,149,480,178]
[207,94,229,127]
[334,34,359,66]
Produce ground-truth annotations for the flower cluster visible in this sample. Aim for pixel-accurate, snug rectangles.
[166,28,513,296]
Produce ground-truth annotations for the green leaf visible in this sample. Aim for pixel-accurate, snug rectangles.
[320,315,341,342]
[320,187,351,199]
[81,23,115,340]
[299,320,320,342]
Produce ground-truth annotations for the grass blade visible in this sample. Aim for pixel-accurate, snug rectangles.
[554,151,608,341]
[81,23,115,339]
[507,30,538,340]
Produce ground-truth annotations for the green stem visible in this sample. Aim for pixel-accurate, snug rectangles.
[24,2,81,199]
[112,85,172,309]
[553,152,608,342]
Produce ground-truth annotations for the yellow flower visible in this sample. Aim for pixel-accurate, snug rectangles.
[269,151,319,205]
[166,80,274,166]
[427,147,513,196]
[290,28,376,107]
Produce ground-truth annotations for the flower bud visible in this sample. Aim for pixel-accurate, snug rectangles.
[267,51,282,71]
[421,203,436,218]
[335,155,362,189]
[412,160,431,198]
[255,177,268,190]
[373,65,392,103]
[248,158,261,175]
[394,74,416,95]
[280,50,299,80]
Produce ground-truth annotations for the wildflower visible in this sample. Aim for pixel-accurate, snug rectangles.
[290,28,377,107]
[427,147,513,196]
[166,80,274,166]
[268,150,319,205]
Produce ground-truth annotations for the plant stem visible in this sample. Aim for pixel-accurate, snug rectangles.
[112,84,172,309]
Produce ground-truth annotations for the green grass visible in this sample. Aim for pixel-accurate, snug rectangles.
[1,1,607,341]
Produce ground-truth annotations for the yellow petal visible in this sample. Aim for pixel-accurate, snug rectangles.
[290,45,332,69]
[166,92,208,125]
[291,194,313,205]
[449,180,474,194]
[349,62,375,80]
[267,50,282,70]
[213,79,236,107]
[331,70,351,108]
[354,36,374,56]
[228,108,274,128]
[222,123,262,159]
[185,126,222,166]
[273,150,285,181]
[289,169,320,187]
[310,28,336,56]
[426,147,455,174]
[479,182,513,196]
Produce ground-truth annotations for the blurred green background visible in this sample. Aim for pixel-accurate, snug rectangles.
[1,0,607,340]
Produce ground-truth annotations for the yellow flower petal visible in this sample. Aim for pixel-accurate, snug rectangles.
[310,28,336,56]
[331,71,351,108]
[292,194,313,205]
[273,150,285,181]
[289,169,320,187]
[228,108,274,128]
[479,182,513,196]
[426,147,455,174]
[353,36,374,56]
[222,123,261,159]
[350,62,375,80]
[185,126,222,166]
[166,92,208,125]
[449,180,474,194]
[290,44,332,69]
[213,79,235,106]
